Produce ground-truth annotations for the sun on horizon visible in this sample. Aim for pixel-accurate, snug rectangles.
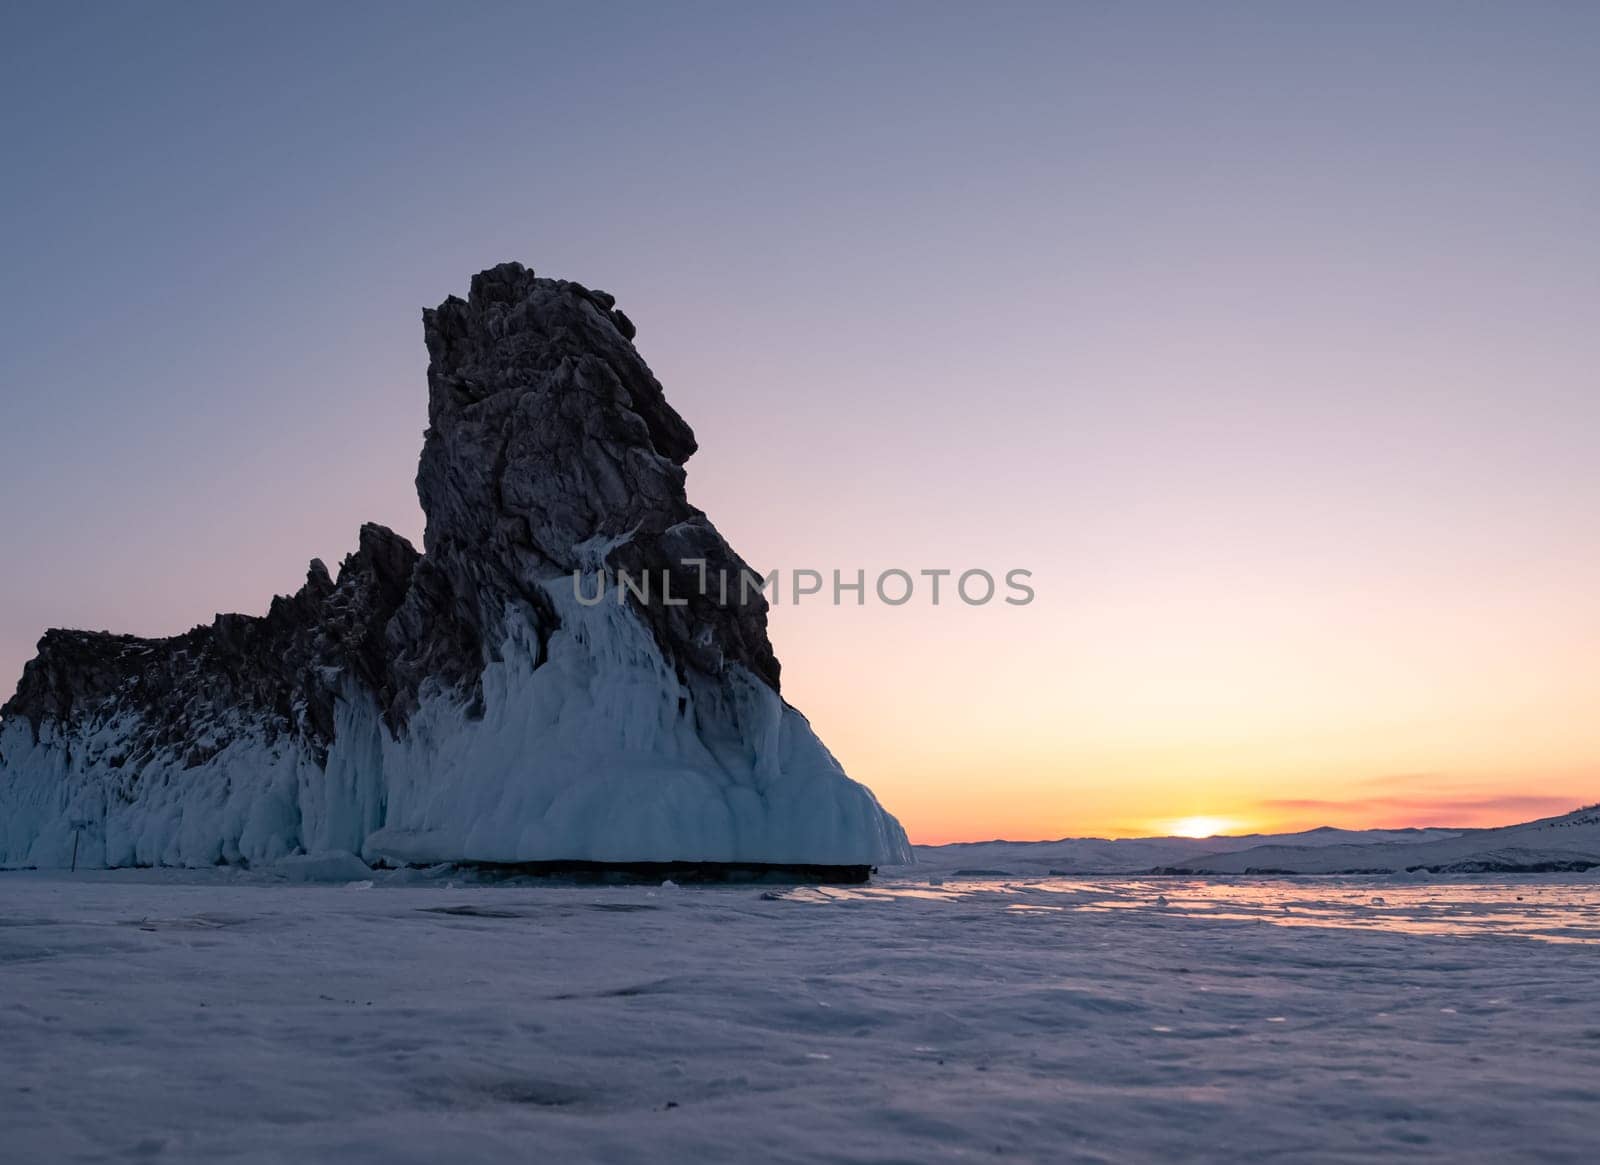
[1166,816,1241,839]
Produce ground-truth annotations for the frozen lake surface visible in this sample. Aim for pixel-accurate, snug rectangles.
[5,869,1600,1162]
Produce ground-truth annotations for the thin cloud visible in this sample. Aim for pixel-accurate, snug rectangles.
[1256,793,1583,826]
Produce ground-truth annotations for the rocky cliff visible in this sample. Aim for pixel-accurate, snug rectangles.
[0,263,910,874]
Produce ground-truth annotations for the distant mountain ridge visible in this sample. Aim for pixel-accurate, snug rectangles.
[1155,805,1600,875]
[906,806,1600,875]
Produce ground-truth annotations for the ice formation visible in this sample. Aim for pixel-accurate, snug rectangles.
[0,263,911,875]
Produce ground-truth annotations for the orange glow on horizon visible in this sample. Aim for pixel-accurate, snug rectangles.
[895,788,1598,847]
[750,524,1600,846]
[1165,815,1240,839]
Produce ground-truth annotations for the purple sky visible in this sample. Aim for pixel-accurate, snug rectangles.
[2,2,1597,840]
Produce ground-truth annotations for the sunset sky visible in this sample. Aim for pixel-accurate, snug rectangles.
[2,3,1596,842]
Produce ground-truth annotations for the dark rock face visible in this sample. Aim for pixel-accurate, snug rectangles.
[2,523,418,770]
[403,263,778,709]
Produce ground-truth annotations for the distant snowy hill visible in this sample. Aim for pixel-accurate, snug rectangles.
[906,825,1465,875]
[904,810,1600,876]
[1158,806,1600,874]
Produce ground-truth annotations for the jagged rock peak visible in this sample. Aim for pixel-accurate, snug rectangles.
[411,262,776,692]
[1,522,420,768]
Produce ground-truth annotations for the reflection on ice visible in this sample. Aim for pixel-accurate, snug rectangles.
[780,875,1600,943]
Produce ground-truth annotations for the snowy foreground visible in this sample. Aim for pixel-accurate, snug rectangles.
[6,869,1600,1163]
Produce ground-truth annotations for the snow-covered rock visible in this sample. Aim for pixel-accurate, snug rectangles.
[0,263,910,874]
[271,851,376,883]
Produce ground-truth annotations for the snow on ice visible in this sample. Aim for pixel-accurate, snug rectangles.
[4,868,1600,1162]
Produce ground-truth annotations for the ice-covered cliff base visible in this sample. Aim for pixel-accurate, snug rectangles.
[0,599,905,875]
